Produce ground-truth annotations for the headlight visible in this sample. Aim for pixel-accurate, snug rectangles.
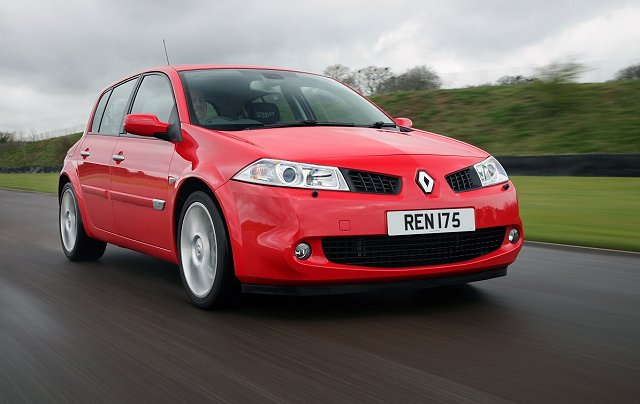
[233,159,350,191]
[473,156,509,187]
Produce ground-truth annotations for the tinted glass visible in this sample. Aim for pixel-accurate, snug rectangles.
[90,89,111,133]
[180,69,395,131]
[300,87,356,123]
[130,74,175,122]
[99,79,137,134]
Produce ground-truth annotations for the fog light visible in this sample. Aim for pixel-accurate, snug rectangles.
[294,243,311,260]
[508,228,520,243]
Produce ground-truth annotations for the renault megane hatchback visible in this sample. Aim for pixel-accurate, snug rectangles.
[59,65,523,308]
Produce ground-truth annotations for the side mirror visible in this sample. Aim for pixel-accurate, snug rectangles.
[394,117,413,128]
[124,114,171,138]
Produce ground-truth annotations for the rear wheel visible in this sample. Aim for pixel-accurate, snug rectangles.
[59,182,107,261]
[178,191,238,308]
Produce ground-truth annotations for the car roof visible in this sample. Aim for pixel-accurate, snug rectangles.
[136,64,314,78]
[172,64,308,73]
[100,64,320,93]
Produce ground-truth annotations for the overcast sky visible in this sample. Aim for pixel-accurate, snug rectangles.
[1,0,639,135]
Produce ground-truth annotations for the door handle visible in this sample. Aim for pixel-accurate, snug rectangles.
[112,154,125,162]
[80,150,91,157]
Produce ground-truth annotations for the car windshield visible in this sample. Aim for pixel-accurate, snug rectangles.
[179,69,397,131]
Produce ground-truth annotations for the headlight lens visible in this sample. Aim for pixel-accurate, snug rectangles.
[233,159,350,191]
[474,156,509,187]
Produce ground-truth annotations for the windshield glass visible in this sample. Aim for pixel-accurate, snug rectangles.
[179,69,396,131]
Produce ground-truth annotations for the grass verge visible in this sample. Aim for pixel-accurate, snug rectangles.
[512,176,640,252]
[0,174,637,252]
[0,173,59,194]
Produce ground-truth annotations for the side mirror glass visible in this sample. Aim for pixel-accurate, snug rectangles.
[124,114,171,138]
[394,117,413,128]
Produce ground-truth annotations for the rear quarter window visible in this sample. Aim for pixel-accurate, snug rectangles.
[90,90,111,133]
[98,79,137,134]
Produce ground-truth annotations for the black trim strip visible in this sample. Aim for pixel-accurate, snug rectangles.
[110,190,158,209]
[241,267,507,296]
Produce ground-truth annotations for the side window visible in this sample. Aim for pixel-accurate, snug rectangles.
[99,79,137,134]
[130,74,176,122]
[90,89,111,133]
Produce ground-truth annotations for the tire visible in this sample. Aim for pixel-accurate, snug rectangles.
[177,191,239,309]
[59,182,107,261]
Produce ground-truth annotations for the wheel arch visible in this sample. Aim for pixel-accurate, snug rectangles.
[58,169,98,239]
[58,173,71,200]
[173,177,235,269]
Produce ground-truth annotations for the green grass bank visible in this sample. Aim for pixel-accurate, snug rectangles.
[0,133,81,168]
[371,81,640,155]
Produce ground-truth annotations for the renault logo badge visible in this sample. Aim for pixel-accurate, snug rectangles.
[416,171,434,194]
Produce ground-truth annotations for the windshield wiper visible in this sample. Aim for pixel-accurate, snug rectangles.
[245,120,356,130]
[366,121,397,129]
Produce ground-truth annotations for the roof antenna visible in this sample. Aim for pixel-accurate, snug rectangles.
[162,39,171,65]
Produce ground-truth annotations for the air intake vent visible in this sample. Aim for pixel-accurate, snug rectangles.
[322,227,506,268]
[341,169,402,195]
[446,168,482,192]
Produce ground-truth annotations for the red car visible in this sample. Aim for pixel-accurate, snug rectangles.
[59,65,523,308]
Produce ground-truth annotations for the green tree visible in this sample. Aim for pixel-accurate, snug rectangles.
[535,60,587,83]
[614,64,640,80]
[0,131,15,143]
[382,65,441,92]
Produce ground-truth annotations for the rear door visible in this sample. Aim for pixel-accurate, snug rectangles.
[110,73,177,249]
[77,78,137,232]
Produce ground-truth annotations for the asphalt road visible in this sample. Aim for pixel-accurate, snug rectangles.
[1,188,639,403]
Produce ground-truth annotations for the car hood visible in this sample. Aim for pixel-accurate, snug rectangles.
[225,126,487,161]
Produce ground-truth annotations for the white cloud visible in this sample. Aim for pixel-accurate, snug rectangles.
[0,82,94,135]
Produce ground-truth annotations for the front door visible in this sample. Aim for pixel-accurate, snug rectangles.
[109,73,178,249]
[110,136,175,249]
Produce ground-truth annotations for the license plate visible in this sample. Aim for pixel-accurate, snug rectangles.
[387,208,475,236]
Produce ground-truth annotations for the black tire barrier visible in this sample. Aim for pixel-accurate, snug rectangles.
[0,166,62,173]
[496,154,640,177]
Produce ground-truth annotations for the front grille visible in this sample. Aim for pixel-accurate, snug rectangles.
[446,168,482,192]
[322,227,506,268]
[341,169,402,195]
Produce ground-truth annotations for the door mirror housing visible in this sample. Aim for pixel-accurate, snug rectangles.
[124,114,171,138]
[394,117,413,128]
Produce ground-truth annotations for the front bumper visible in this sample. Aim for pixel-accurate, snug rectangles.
[215,155,523,286]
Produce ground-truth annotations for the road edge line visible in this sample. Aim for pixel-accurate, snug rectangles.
[525,240,640,256]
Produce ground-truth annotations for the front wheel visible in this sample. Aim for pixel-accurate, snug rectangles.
[178,191,238,308]
[59,182,107,261]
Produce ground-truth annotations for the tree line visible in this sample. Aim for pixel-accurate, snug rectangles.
[323,64,442,96]
[323,62,640,95]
